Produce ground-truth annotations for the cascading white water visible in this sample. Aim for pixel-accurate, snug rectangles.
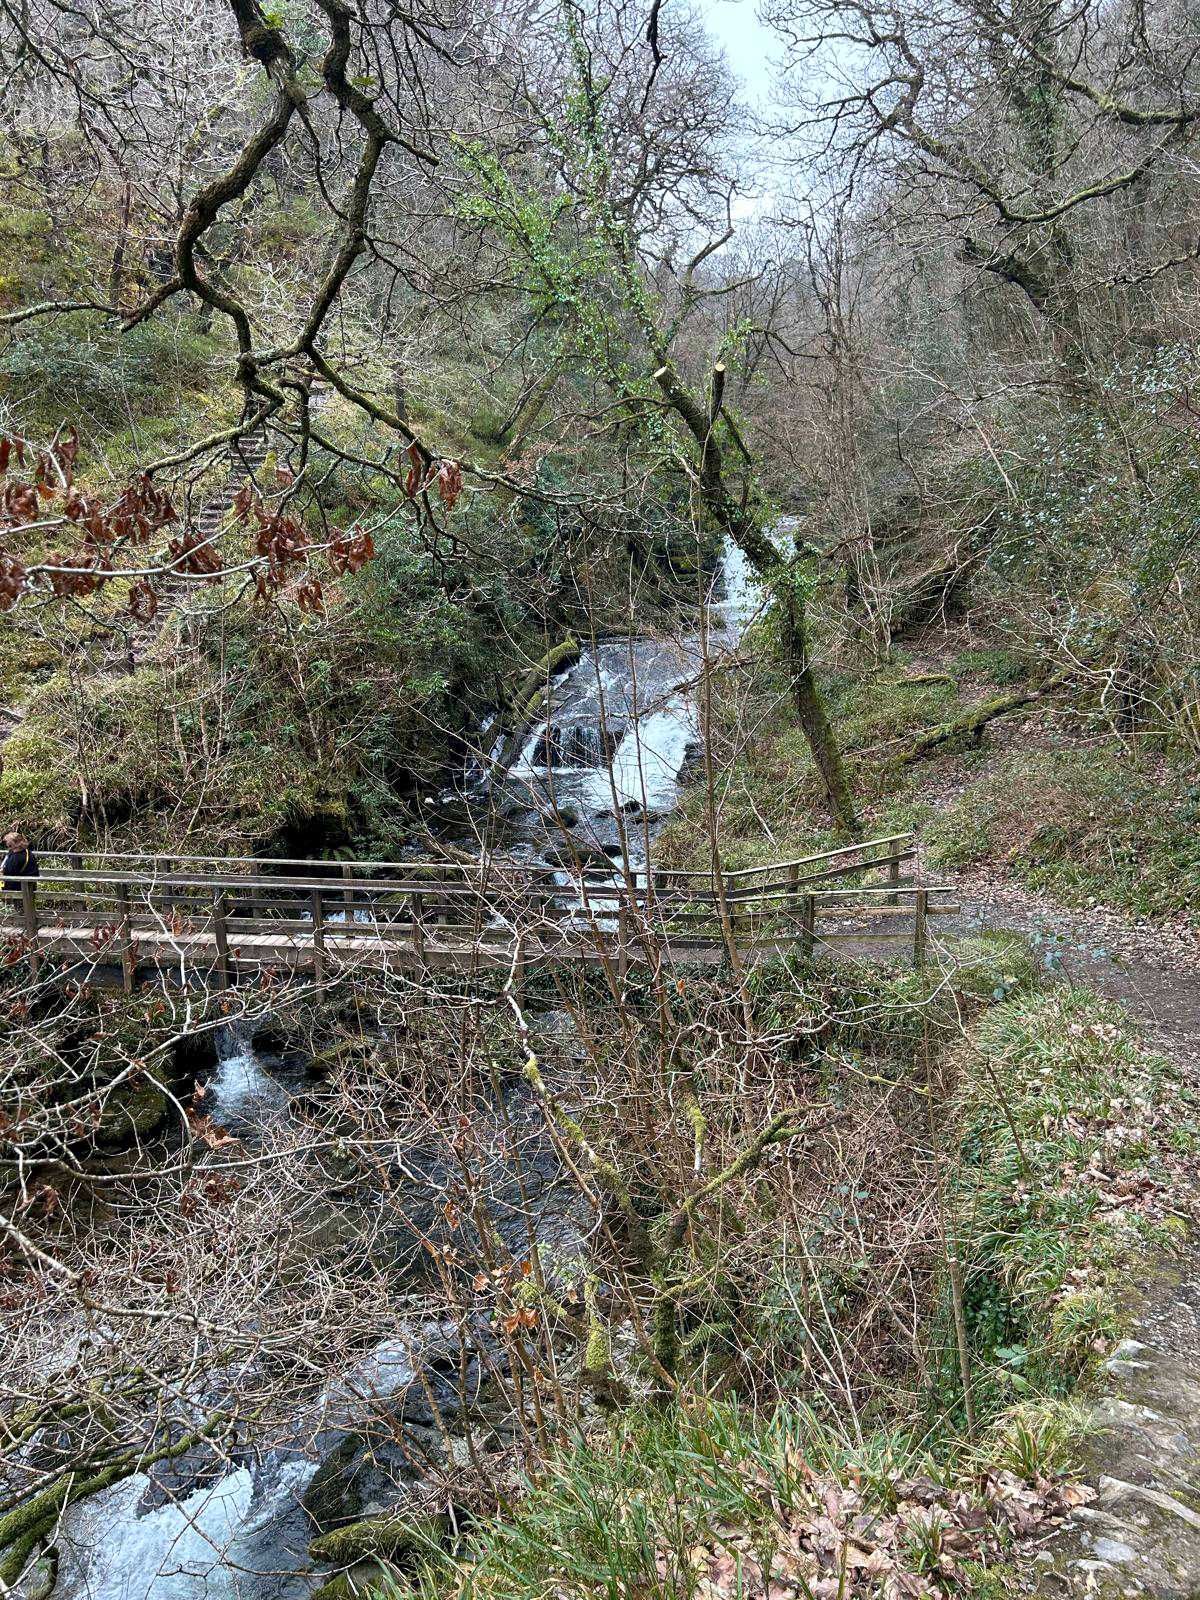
[206,1023,290,1130]
[45,1333,430,1600]
[712,539,762,640]
[48,1462,318,1600]
[504,541,761,861]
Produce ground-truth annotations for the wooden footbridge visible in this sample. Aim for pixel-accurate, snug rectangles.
[2,833,958,990]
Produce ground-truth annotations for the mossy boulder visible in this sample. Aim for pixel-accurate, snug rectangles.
[309,1511,446,1565]
[311,1570,385,1600]
[302,1432,369,1530]
[95,1077,171,1146]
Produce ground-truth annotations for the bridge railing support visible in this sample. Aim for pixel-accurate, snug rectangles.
[311,889,326,981]
[801,894,815,961]
[4,833,957,985]
[20,880,39,979]
[212,890,230,989]
[887,854,901,906]
[115,883,133,993]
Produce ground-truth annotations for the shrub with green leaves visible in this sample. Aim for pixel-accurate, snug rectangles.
[3,312,221,435]
[0,528,515,850]
[952,649,1028,688]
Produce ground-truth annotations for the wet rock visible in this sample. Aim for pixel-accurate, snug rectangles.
[174,1029,220,1081]
[21,1551,57,1600]
[386,1079,573,1278]
[312,1569,386,1600]
[302,1328,492,1533]
[302,1431,375,1530]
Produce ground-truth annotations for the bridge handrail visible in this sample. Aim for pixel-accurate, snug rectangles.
[33,850,553,877]
[30,832,914,889]
[0,838,953,989]
[7,866,922,906]
[649,833,914,881]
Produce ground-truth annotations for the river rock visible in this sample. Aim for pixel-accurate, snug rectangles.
[311,1569,386,1600]
[301,1325,492,1532]
[301,1431,380,1530]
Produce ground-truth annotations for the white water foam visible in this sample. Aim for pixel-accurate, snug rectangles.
[49,1460,317,1600]
[207,1028,290,1129]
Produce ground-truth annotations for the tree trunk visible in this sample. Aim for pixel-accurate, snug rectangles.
[652,363,861,837]
[780,589,861,837]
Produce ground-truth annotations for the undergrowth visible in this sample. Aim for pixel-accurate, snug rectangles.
[927,750,1200,922]
[944,988,1184,1418]
[362,971,1187,1600]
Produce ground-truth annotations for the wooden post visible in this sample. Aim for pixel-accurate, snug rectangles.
[617,902,630,984]
[412,896,425,968]
[801,894,815,962]
[116,882,133,993]
[914,889,928,969]
[786,862,801,953]
[887,854,900,906]
[342,861,353,918]
[212,890,230,989]
[731,883,748,952]
[20,879,40,979]
[311,888,326,981]
[787,862,801,909]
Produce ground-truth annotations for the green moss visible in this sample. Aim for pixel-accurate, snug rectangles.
[0,723,72,823]
[311,1577,370,1600]
[3,312,225,437]
[952,648,1028,687]
[309,1512,445,1565]
[95,1078,171,1146]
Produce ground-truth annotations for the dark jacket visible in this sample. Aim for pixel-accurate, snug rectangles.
[2,846,38,895]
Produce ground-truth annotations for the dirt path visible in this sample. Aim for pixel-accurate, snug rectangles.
[935,869,1200,1065]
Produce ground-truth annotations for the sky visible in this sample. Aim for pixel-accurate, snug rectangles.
[696,0,785,219]
[699,0,778,109]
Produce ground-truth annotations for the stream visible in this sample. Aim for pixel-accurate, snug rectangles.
[30,546,763,1600]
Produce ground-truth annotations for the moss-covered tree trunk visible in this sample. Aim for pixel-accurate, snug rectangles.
[780,590,861,838]
[653,363,861,838]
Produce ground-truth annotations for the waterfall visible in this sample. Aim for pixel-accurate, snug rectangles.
[713,539,762,640]
[501,542,762,850]
[206,1022,290,1131]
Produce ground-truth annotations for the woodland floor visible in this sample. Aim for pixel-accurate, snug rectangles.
[937,869,1200,1596]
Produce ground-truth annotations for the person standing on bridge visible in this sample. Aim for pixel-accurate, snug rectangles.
[2,831,38,897]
